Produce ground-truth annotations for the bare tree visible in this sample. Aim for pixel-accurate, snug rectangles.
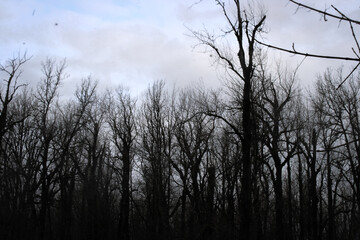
[256,67,298,240]
[314,70,360,239]
[106,86,137,240]
[0,88,39,240]
[139,80,175,240]
[0,54,30,239]
[0,53,29,142]
[34,58,66,240]
[55,77,97,240]
[213,124,241,240]
[190,1,266,238]
[173,88,216,240]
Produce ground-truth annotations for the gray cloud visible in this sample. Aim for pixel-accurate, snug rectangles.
[0,0,358,97]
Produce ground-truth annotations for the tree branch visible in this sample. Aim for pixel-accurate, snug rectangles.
[256,40,360,62]
[289,0,360,25]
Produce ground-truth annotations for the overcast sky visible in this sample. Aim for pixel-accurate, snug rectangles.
[1,0,359,97]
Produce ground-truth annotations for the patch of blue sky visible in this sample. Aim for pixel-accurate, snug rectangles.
[72,0,143,22]
[37,0,80,13]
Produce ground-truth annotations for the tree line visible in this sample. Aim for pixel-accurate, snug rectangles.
[1,1,360,240]
[0,54,359,240]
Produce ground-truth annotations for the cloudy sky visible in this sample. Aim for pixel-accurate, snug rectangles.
[1,0,359,97]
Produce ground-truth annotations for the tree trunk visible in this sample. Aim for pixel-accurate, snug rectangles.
[205,166,215,240]
[298,153,305,240]
[287,160,293,240]
[119,146,130,240]
[326,149,334,240]
[39,140,50,240]
[274,159,284,240]
[180,186,187,240]
[240,76,252,240]
[310,129,318,240]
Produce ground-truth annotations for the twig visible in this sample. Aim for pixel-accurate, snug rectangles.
[336,62,360,89]
[289,0,360,25]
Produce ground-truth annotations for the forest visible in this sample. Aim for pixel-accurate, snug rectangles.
[1,1,360,240]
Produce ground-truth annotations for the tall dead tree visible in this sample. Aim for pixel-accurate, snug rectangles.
[191,1,265,239]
